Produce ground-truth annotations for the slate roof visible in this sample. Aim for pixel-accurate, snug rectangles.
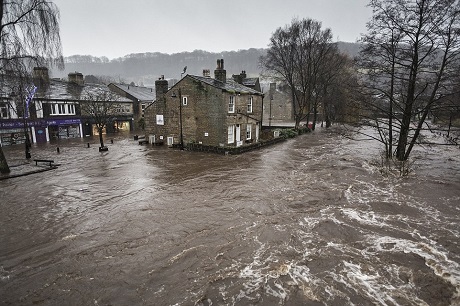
[242,78,258,87]
[186,75,263,96]
[109,83,155,101]
[42,80,132,102]
[0,76,131,102]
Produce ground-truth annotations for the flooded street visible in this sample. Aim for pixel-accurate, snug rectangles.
[1,127,459,305]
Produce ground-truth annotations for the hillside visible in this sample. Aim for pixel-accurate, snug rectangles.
[51,42,361,86]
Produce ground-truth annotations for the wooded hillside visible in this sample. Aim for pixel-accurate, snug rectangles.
[52,42,361,86]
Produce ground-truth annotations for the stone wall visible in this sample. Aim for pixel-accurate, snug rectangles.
[263,83,294,124]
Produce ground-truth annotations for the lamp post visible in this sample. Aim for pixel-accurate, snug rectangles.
[24,85,36,159]
[171,88,184,150]
[269,94,273,127]
[24,115,31,159]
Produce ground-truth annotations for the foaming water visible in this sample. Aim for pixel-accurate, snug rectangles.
[1,128,459,305]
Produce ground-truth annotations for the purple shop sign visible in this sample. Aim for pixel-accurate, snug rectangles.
[1,118,81,129]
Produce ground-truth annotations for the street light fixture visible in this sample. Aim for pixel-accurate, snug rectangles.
[171,88,184,150]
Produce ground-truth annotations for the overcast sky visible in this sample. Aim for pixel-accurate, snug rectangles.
[53,0,372,60]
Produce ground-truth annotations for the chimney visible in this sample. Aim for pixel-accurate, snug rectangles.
[203,69,211,77]
[68,72,84,85]
[232,70,247,85]
[33,67,50,91]
[214,59,226,83]
[155,75,169,104]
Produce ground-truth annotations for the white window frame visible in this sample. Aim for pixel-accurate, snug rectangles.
[246,124,252,140]
[247,96,253,113]
[228,96,235,113]
[50,103,76,115]
[141,104,146,117]
[58,104,66,114]
[156,114,164,125]
[227,125,235,144]
[182,96,188,106]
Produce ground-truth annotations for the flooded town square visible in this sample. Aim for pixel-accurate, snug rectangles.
[1,126,459,305]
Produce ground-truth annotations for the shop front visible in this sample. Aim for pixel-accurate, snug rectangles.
[0,118,83,146]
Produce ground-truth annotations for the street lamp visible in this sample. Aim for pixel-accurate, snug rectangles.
[171,88,184,150]
[24,85,36,159]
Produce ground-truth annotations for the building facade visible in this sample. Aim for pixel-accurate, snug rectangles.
[144,59,264,148]
[263,82,294,126]
[0,68,133,146]
[107,83,155,131]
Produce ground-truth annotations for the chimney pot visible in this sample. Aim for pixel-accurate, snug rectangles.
[214,59,226,83]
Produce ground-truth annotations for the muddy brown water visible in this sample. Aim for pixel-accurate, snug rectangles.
[1,127,459,305]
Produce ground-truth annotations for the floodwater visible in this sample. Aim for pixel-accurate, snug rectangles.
[0,127,459,305]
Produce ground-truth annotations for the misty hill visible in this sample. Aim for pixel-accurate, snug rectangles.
[52,42,361,87]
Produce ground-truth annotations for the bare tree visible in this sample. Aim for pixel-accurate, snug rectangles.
[80,89,122,151]
[358,0,460,161]
[260,18,341,129]
[317,52,356,128]
[0,0,63,173]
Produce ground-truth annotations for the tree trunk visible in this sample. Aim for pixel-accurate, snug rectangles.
[396,50,419,161]
[0,146,10,174]
[311,105,317,131]
[99,128,104,148]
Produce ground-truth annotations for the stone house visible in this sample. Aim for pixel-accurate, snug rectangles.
[144,59,264,148]
[107,83,155,130]
[263,82,294,126]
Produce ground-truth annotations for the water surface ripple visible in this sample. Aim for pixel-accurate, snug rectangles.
[1,128,459,305]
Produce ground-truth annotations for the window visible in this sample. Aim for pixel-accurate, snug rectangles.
[247,96,253,113]
[50,103,76,115]
[246,124,252,140]
[141,104,146,117]
[227,125,235,144]
[182,96,188,106]
[0,103,9,118]
[156,114,164,125]
[228,96,235,113]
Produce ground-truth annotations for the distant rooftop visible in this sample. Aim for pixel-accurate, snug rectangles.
[109,83,155,101]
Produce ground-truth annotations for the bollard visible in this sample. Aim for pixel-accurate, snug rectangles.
[57,147,60,153]
[111,139,114,144]
[87,143,90,148]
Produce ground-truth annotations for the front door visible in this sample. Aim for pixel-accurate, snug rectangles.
[236,124,242,147]
[167,136,174,146]
[35,127,47,143]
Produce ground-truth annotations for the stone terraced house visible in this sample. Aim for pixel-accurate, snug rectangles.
[144,59,264,149]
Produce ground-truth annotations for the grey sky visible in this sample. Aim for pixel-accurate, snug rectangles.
[53,0,372,60]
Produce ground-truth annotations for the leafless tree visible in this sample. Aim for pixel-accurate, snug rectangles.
[358,0,460,161]
[260,18,344,129]
[0,0,63,73]
[80,89,122,150]
[0,0,63,173]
